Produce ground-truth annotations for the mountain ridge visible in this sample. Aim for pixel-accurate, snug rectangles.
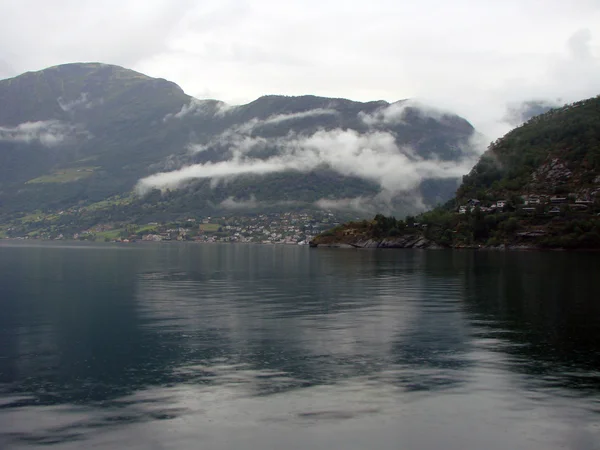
[1,62,477,238]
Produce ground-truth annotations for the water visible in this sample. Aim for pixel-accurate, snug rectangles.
[0,242,599,449]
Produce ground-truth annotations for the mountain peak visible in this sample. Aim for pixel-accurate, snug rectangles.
[24,62,151,79]
[0,62,188,125]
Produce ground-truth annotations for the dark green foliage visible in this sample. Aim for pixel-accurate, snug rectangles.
[458,96,600,202]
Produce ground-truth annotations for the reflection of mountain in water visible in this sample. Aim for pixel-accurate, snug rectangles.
[459,251,600,396]
[0,245,186,405]
[0,244,479,409]
[133,246,476,395]
[2,243,600,448]
[1,243,599,413]
[390,254,472,392]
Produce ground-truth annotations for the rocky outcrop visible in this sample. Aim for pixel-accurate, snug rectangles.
[532,158,572,185]
[310,235,443,249]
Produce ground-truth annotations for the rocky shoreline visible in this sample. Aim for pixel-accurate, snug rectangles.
[309,235,443,249]
[309,239,600,251]
[308,235,552,251]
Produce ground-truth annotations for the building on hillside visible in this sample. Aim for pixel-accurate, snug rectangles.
[570,203,589,211]
[523,195,541,205]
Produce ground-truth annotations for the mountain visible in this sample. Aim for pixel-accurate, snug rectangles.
[311,95,600,250]
[0,63,476,228]
[0,63,193,209]
[457,96,600,203]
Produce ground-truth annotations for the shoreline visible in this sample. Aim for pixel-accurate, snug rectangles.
[2,237,599,252]
[309,239,600,252]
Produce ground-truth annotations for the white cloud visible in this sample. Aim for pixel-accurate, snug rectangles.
[0,120,85,147]
[219,195,259,209]
[1,0,599,145]
[183,108,340,155]
[359,100,460,127]
[57,92,103,112]
[58,92,89,112]
[163,98,234,121]
[136,128,476,197]
[260,108,338,126]
[314,197,379,215]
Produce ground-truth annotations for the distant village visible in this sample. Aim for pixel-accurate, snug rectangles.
[133,212,339,245]
[5,211,344,244]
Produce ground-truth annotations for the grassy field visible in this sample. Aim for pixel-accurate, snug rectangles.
[136,224,159,233]
[18,212,46,223]
[85,195,133,211]
[95,228,126,240]
[26,167,97,184]
[199,223,221,232]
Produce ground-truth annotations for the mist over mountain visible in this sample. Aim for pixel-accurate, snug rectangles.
[0,63,479,220]
[311,94,600,250]
[503,100,563,127]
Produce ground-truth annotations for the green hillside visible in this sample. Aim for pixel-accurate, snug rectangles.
[0,63,193,211]
[457,96,600,203]
[312,95,600,250]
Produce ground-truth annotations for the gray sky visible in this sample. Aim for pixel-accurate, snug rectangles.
[1,0,599,138]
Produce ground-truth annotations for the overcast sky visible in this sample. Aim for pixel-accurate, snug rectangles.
[1,0,599,138]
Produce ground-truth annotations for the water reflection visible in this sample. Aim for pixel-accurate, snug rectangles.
[459,251,600,396]
[0,242,599,449]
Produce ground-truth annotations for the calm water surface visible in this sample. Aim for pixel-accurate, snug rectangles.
[0,242,599,449]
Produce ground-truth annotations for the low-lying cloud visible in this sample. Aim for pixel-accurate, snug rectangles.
[259,108,338,126]
[163,98,235,121]
[314,187,430,216]
[183,108,339,155]
[217,195,415,215]
[219,195,259,209]
[57,92,103,112]
[0,120,86,146]
[314,197,381,215]
[502,100,562,127]
[136,127,477,200]
[359,100,469,132]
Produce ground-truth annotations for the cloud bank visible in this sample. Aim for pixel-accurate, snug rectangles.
[2,1,599,146]
[258,108,339,126]
[136,127,476,200]
[179,108,341,156]
[0,121,86,147]
[57,92,103,112]
[358,100,458,128]
[219,195,259,209]
[313,196,394,215]
[163,98,235,121]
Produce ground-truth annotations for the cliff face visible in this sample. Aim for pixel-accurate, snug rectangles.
[309,217,442,248]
